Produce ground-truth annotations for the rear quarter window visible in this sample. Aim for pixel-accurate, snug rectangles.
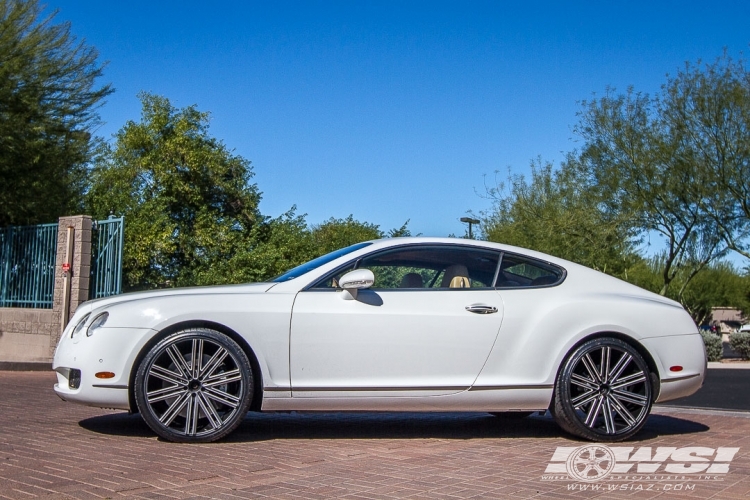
[496,253,565,288]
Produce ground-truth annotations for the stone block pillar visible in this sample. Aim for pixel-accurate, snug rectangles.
[49,215,92,357]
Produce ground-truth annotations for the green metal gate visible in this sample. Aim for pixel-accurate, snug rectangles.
[0,223,59,308]
[90,217,124,299]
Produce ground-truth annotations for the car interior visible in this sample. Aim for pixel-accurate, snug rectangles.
[311,245,564,291]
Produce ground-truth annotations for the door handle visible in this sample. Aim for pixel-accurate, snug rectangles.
[465,304,498,314]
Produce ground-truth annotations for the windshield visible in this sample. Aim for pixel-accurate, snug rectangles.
[271,242,373,282]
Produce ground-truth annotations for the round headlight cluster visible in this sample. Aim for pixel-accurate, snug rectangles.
[71,314,90,339]
[86,312,109,337]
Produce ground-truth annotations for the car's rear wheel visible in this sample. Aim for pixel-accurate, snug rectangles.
[552,337,652,442]
[134,328,253,443]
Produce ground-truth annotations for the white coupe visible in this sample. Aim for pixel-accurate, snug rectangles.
[53,238,706,443]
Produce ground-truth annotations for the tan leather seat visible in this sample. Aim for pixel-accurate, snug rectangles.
[399,272,423,288]
[440,264,470,288]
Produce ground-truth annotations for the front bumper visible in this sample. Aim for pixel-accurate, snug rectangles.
[53,326,156,411]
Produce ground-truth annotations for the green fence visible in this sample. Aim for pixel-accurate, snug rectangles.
[0,223,59,308]
[90,217,124,299]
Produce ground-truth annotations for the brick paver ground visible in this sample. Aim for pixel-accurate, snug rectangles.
[1,371,749,499]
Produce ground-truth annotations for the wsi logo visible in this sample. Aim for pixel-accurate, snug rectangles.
[543,445,740,482]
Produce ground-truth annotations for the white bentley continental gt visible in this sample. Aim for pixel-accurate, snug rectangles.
[53,238,706,443]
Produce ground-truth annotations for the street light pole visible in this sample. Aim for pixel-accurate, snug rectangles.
[460,217,480,239]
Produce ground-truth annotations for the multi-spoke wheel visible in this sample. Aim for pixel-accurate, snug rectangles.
[134,329,254,443]
[552,337,653,442]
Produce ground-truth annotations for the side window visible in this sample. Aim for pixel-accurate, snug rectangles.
[359,246,500,290]
[496,253,564,288]
[309,245,501,290]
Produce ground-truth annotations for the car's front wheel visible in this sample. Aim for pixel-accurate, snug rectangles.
[134,328,254,443]
[552,337,653,442]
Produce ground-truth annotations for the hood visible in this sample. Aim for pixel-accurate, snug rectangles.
[79,282,276,312]
[62,282,277,340]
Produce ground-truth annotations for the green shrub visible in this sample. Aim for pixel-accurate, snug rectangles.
[701,331,723,362]
[729,331,750,360]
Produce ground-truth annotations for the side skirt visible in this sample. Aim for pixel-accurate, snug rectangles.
[261,386,553,412]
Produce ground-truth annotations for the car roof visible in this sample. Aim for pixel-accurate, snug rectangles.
[361,237,568,267]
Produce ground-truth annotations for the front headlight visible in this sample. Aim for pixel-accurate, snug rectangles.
[71,314,90,339]
[86,312,109,337]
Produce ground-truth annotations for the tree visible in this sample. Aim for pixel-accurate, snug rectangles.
[628,256,750,325]
[87,93,261,290]
[575,81,730,295]
[0,0,112,226]
[89,96,407,289]
[482,158,640,277]
[216,213,408,284]
[659,54,750,260]
[309,215,383,255]
[481,53,750,314]
[209,207,315,285]
[678,262,750,326]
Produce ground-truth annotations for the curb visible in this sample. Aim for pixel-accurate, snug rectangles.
[654,405,750,418]
[708,361,750,369]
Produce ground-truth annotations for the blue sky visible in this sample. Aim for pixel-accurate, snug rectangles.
[51,1,750,239]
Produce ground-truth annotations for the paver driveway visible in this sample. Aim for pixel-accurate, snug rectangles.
[1,371,749,499]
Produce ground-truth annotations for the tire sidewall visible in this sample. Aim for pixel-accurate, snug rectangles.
[554,337,653,442]
[134,328,254,443]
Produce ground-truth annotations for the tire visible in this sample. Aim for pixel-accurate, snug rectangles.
[552,337,653,442]
[134,328,254,443]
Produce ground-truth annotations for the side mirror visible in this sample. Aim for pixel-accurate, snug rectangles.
[338,269,374,300]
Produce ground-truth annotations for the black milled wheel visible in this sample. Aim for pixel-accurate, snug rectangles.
[552,337,652,442]
[135,328,253,443]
